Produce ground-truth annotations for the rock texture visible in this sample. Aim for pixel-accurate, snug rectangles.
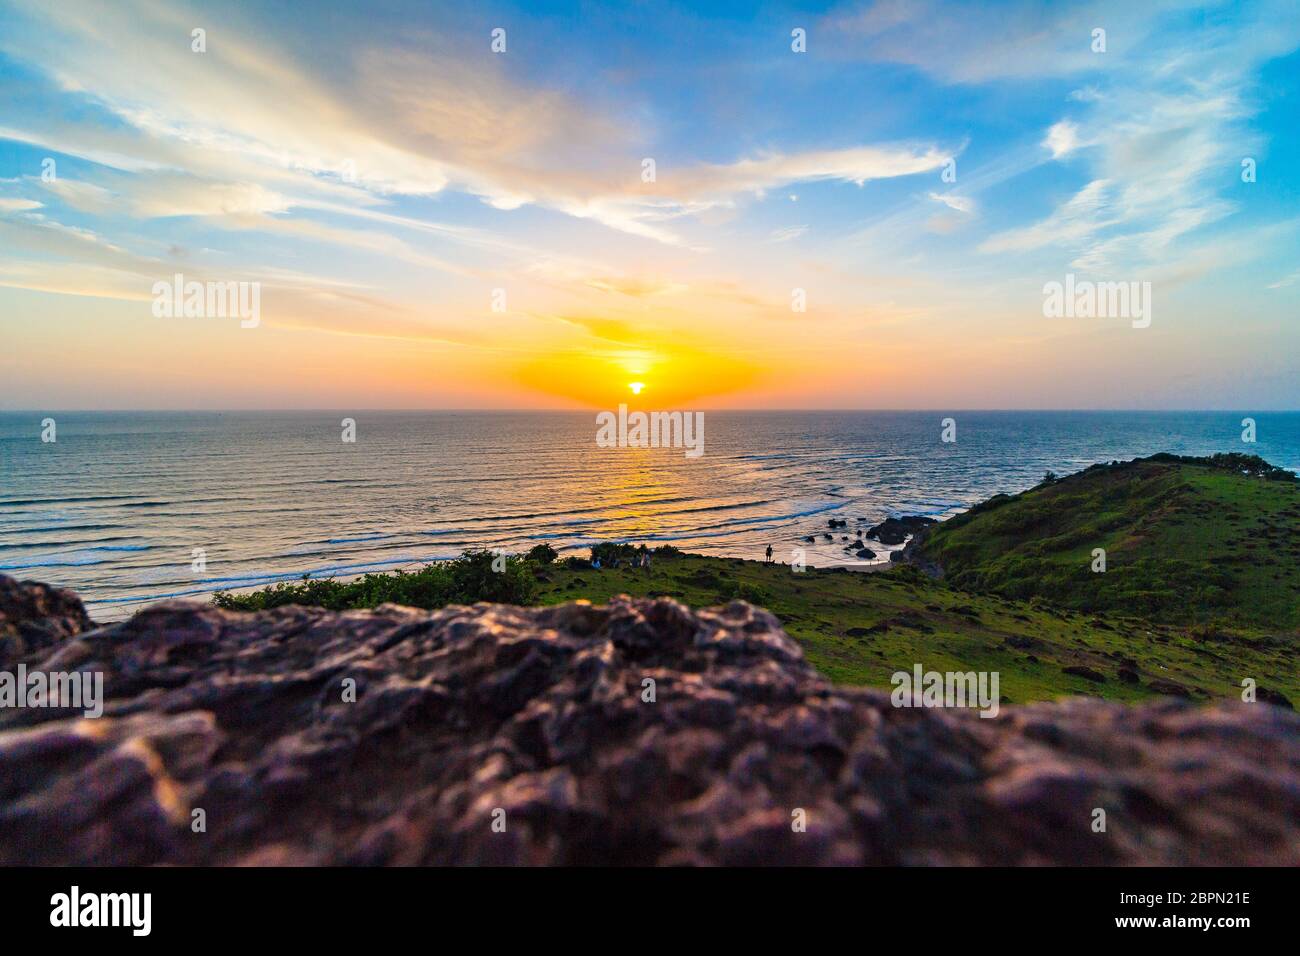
[1,575,1297,866]
[865,515,936,546]
[0,575,94,660]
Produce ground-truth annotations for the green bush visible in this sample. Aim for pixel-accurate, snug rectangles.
[213,549,539,611]
[590,542,642,566]
[525,543,558,564]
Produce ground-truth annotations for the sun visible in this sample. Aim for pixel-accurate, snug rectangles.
[628,381,645,395]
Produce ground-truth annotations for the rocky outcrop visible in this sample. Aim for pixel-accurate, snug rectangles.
[899,524,946,577]
[865,515,936,546]
[0,575,94,661]
[0,576,1297,866]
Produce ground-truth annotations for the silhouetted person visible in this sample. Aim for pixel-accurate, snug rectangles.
[765,545,774,564]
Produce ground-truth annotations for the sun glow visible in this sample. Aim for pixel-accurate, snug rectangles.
[511,340,761,407]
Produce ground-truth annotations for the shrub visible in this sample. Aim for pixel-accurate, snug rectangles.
[590,542,643,566]
[213,549,538,611]
[716,581,771,605]
[525,543,558,564]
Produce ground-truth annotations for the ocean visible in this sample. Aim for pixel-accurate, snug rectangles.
[3,410,1297,620]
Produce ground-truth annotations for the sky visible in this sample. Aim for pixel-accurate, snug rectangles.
[1,0,1298,410]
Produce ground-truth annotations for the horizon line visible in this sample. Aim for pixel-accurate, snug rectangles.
[2,408,1299,415]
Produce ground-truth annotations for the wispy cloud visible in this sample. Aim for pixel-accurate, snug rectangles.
[769,225,809,243]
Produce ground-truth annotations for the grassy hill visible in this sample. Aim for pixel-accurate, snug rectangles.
[522,552,1297,705]
[911,453,1300,629]
[213,454,1298,707]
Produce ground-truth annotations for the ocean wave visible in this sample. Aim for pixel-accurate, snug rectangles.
[0,494,144,507]
[5,523,121,533]
[455,496,698,524]
[0,556,108,570]
[0,536,145,552]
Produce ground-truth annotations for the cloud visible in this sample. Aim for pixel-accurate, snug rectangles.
[0,1,950,247]
[927,191,974,214]
[769,225,809,242]
[0,197,43,212]
[1043,120,1082,159]
[581,276,688,298]
[823,0,1300,85]
[980,179,1112,255]
[1068,86,1104,103]
[974,9,1292,274]
[35,178,116,213]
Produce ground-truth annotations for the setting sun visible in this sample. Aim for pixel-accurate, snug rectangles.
[629,382,645,395]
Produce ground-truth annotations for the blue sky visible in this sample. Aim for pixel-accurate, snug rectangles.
[1,0,1297,409]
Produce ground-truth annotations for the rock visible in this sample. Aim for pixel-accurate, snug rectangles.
[828,518,848,529]
[1,586,1296,866]
[1117,668,1141,684]
[1062,665,1106,683]
[1005,635,1041,650]
[855,549,876,560]
[865,515,936,546]
[0,575,94,662]
[1256,688,1293,710]
[1147,679,1192,698]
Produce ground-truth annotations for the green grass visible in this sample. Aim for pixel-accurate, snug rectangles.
[526,551,1298,706]
[211,455,1299,707]
[914,453,1300,629]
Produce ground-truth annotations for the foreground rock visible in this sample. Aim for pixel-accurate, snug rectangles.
[0,577,1296,865]
[0,575,94,660]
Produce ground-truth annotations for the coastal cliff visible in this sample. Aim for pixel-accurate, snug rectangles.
[2,575,1296,866]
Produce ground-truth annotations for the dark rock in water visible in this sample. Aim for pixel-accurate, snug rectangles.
[865,515,937,545]
[0,575,93,662]
[855,548,875,559]
[804,536,816,543]
[0,576,1296,866]
[1063,665,1106,683]
[1147,679,1192,698]
[866,519,910,545]
[828,518,848,529]
[888,550,904,563]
